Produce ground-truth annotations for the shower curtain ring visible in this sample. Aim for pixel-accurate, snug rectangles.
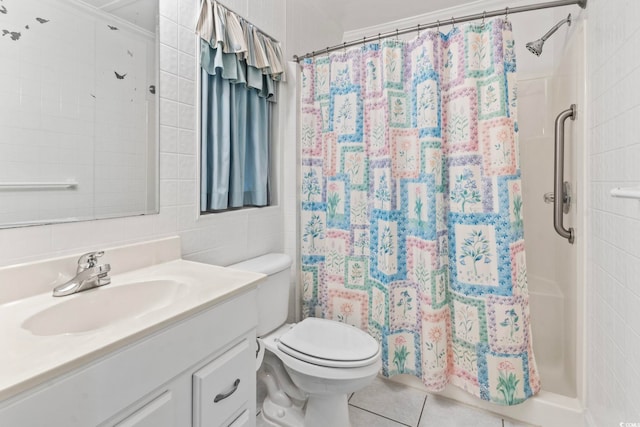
[437,20,440,33]
[326,47,329,57]
[482,11,486,26]
[451,17,456,29]
[378,32,381,44]
[416,24,421,37]
[343,42,347,53]
[505,7,509,22]
[395,29,399,41]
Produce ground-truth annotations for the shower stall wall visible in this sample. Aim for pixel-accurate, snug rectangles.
[519,7,585,411]
[522,18,585,401]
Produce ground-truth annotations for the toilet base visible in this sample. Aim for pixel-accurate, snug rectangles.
[261,395,305,427]
[261,391,352,427]
[304,393,351,427]
[258,350,306,427]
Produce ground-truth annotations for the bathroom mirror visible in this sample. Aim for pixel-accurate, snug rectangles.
[0,0,158,228]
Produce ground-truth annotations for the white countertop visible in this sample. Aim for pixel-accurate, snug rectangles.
[0,258,264,401]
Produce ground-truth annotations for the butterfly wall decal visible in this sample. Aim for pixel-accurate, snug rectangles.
[114,71,127,80]
[2,29,21,41]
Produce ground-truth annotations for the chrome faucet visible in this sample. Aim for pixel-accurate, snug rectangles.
[53,251,111,297]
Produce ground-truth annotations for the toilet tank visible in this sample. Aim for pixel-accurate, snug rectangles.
[229,253,292,336]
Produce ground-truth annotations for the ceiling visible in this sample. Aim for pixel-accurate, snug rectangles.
[78,0,157,33]
[310,0,479,32]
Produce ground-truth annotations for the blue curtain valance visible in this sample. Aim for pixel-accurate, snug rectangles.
[196,0,285,90]
[200,40,276,101]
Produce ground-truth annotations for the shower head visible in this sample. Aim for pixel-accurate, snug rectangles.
[526,39,545,56]
[526,14,572,56]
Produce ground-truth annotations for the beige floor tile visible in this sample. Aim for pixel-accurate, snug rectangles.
[503,418,537,427]
[418,394,503,427]
[350,376,427,426]
[349,405,411,427]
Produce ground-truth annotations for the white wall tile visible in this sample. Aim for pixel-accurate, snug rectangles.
[178,129,197,154]
[159,0,178,23]
[160,153,179,180]
[123,215,157,241]
[586,0,640,424]
[50,219,126,253]
[178,52,197,81]
[176,180,196,206]
[0,226,53,263]
[160,45,179,75]
[160,180,178,207]
[159,125,178,153]
[178,25,196,56]
[159,99,179,127]
[159,16,178,48]
[178,104,196,130]
[177,205,199,230]
[160,71,179,101]
[178,78,195,105]
[178,0,198,29]
[178,155,197,180]
[153,206,178,236]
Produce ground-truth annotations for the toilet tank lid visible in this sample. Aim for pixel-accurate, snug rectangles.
[228,253,292,275]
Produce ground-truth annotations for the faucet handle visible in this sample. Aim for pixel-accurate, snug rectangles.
[77,251,105,269]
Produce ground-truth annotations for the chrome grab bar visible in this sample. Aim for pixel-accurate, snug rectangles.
[553,104,576,244]
[543,181,571,213]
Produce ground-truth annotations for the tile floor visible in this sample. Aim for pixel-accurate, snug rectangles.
[257,376,535,427]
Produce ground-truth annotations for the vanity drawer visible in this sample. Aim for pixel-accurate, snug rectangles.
[193,338,253,427]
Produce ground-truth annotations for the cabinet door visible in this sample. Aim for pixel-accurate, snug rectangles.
[115,391,174,427]
[193,339,254,427]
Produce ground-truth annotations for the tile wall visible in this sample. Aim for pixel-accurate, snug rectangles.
[586,0,640,424]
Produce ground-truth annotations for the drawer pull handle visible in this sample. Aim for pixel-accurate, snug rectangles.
[213,379,240,403]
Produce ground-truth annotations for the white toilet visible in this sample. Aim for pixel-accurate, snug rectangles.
[229,253,381,427]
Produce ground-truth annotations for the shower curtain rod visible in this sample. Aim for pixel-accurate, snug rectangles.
[292,0,587,61]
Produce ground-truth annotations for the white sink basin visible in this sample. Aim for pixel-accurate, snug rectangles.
[0,242,265,402]
[22,280,187,336]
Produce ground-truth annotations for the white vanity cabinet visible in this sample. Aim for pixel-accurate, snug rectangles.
[0,289,258,427]
[114,391,174,427]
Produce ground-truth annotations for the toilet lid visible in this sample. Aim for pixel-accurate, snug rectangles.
[277,318,380,368]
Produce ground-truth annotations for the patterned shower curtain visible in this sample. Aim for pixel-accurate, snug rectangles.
[299,18,540,405]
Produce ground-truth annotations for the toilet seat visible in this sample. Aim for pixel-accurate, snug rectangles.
[277,318,380,368]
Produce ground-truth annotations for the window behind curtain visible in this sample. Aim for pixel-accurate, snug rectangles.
[196,0,285,214]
